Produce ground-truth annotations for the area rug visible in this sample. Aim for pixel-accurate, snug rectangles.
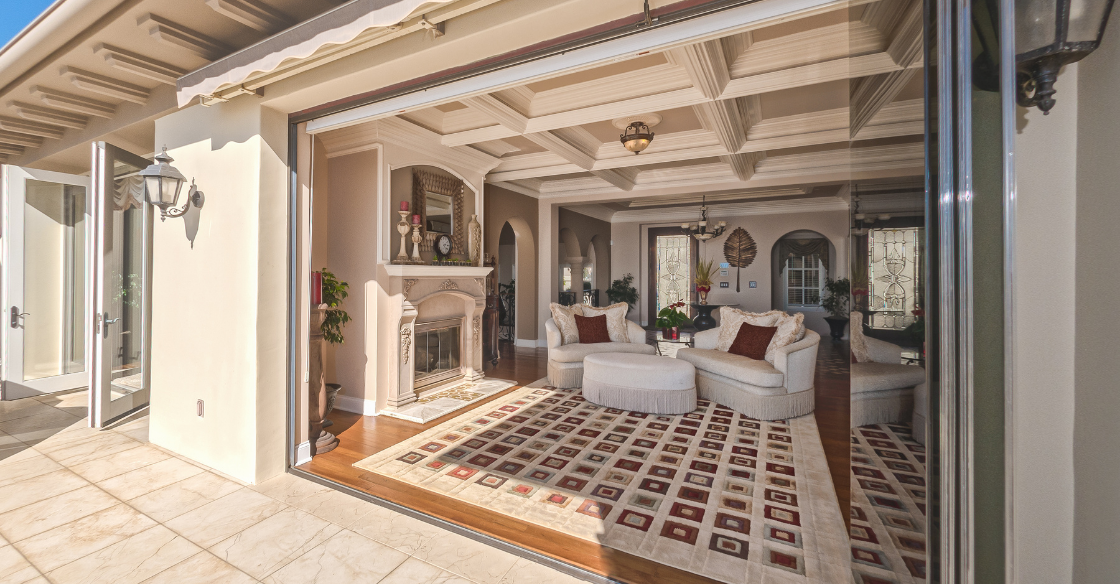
[381,378,516,424]
[355,378,849,583]
[850,423,928,583]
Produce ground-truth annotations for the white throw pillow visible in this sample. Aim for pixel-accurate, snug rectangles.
[549,303,584,345]
[581,303,631,343]
[850,311,871,362]
[716,307,784,352]
[765,312,807,364]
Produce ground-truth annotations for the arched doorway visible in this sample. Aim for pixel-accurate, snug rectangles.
[770,229,840,338]
[496,217,536,346]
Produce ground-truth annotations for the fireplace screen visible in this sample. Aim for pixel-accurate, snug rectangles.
[414,321,462,387]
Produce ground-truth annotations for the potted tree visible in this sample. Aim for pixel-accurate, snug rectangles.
[655,301,692,340]
[821,277,850,341]
[606,273,640,315]
[695,258,714,304]
[319,269,351,424]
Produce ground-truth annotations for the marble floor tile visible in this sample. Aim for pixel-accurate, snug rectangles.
[250,472,332,506]
[350,504,445,555]
[138,551,255,584]
[290,486,379,529]
[0,444,31,462]
[210,507,340,580]
[0,484,118,543]
[127,471,243,523]
[498,557,588,584]
[262,529,408,584]
[27,424,99,453]
[45,525,200,584]
[97,456,204,501]
[0,452,63,489]
[0,544,41,584]
[0,468,88,514]
[69,444,171,483]
[413,529,521,584]
[379,556,474,584]
[13,504,156,573]
[39,431,139,466]
[0,399,57,424]
[0,407,80,435]
[33,390,89,411]
[164,488,287,549]
[113,419,150,443]
[0,431,22,448]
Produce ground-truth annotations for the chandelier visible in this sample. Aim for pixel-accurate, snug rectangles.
[682,196,726,240]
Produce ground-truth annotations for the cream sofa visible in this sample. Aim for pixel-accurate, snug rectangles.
[545,318,655,388]
[850,335,926,427]
[675,328,820,421]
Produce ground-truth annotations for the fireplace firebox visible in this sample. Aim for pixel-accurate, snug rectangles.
[414,319,462,389]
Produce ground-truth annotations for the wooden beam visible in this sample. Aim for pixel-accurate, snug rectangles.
[139,14,232,60]
[60,67,150,104]
[205,0,292,32]
[0,117,65,140]
[30,86,116,118]
[9,102,88,130]
[95,43,188,85]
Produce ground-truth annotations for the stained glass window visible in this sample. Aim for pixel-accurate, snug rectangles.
[868,227,922,330]
[786,254,823,307]
[655,235,690,314]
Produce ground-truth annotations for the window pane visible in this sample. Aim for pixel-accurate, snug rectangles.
[788,289,803,305]
[788,270,803,287]
[788,256,803,269]
[656,235,690,313]
[805,289,820,304]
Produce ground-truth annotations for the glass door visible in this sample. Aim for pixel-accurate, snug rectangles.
[89,143,152,427]
[1,166,91,399]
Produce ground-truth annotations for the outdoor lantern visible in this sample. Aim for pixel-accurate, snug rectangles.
[620,120,655,154]
[140,148,204,221]
[1016,0,1115,113]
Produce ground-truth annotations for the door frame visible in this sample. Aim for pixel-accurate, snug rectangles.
[646,226,697,325]
[1,165,92,400]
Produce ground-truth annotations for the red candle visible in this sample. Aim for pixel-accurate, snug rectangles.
[412,214,420,225]
[399,200,409,211]
[310,271,323,305]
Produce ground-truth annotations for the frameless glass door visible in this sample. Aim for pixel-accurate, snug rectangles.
[1,166,90,399]
[89,143,152,427]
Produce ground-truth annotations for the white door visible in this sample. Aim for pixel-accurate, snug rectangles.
[89,143,153,427]
[1,166,91,399]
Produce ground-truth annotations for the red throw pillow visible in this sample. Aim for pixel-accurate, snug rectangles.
[574,314,611,344]
[728,322,777,360]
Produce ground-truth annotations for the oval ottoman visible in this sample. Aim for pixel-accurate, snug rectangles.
[582,353,697,414]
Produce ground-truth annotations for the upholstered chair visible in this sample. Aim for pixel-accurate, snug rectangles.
[545,318,655,388]
[850,311,927,428]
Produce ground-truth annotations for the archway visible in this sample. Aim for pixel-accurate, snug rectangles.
[770,229,840,339]
[498,217,537,345]
[588,234,611,302]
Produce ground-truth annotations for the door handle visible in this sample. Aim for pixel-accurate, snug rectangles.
[103,313,120,325]
[10,306,29,328]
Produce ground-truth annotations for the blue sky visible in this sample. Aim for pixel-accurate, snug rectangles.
[0,0,57,49]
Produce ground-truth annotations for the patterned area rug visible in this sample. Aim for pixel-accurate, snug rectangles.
[851,423,928,583]
[382,378,516,424]
[355,378,848,583]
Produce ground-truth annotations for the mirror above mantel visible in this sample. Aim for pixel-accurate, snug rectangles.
[412,168,465,254]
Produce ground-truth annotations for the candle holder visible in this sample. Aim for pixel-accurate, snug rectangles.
[410,224,423,263]
[395,210,411,263]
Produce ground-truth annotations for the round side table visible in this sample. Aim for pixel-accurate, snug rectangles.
[690,303,737,331]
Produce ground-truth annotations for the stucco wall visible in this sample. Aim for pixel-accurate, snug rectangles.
[483,184,538,343]
[149,97,288,485]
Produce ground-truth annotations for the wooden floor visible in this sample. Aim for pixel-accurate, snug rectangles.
[300,337,852,583]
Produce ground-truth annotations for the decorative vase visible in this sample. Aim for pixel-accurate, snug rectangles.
[824,316,849,341]
[698,288,709,304]
[468,213,482,266]
[322,383,343,428]
[663,326,679,340]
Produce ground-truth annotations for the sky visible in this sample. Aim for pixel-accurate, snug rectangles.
[0,0,57,49]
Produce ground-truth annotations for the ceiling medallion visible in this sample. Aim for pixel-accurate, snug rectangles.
[613,114,662,154]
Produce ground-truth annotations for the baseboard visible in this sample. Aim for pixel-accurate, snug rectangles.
[514,338,538,348]
[334,394,378,416]
[295,441,312,466]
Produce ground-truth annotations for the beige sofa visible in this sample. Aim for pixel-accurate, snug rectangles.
[676,328,820,421]
[545,318,655,388]
[850,335,926,427]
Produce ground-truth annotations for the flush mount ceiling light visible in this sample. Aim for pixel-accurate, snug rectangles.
[613,113,661,154]
[140,148,204,221]
[1016,0,1115,113]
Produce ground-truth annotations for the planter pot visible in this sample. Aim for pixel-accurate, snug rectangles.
[824,317,849,341]
[698,289,709,304]
[322,383,343,428]
[662,326,680,340]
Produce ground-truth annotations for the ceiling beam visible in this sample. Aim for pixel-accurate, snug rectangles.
[591,168,638,192]
[0,143,25,156]
[139,14,232,61]
[692,95,758,153]
[60,67,149,104]
[95,43,189,85]
[30,86,116,118]
[0,117,66,140]
[9,102,88,130]
[461,95,528,134]
[205,0,292,33]
[721,152,765,181]
[671,39,730,101]
[850,0,922,137]
[0,131,44,148]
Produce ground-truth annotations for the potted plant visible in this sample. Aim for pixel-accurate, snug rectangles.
[319,269,351,423]
[606,273,640,314]
[655,301,692,340]
[821,277,850,341]
[695,258,714,304]
[850,261,869,312]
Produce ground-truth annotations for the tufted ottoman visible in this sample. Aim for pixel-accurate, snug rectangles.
[582,353,697,414]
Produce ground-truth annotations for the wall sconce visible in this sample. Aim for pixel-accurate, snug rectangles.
[1016,0,1115,113]
[140,148,205,221]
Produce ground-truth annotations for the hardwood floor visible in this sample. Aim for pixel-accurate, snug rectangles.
[300,338,852,583]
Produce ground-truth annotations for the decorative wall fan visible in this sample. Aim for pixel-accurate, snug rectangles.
[723,227,757,292]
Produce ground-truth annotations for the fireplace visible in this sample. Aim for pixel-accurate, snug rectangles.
[414,319,463,390]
